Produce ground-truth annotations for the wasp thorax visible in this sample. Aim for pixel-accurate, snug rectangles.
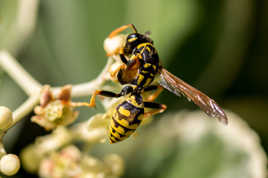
[104,34,127,56]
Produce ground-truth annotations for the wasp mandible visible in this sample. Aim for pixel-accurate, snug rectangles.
[104,24,228,125]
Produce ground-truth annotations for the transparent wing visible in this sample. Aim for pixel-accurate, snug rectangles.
[159,68,228,124]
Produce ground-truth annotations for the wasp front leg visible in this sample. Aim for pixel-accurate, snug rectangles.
[119,51,140,68]
[110,63,126,80]
[110,52,139,82]
[116,55,140,85]
[143,102,167,118]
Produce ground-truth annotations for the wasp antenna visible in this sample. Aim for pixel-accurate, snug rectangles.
[108,24,138,38]
[130,24,138,33]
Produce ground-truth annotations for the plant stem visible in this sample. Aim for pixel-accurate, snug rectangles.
[0,51,42,96]
[0,51,114,125]
[12,93,40,126]
[52,57,113,97]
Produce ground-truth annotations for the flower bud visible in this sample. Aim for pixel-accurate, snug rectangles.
[0,106,13,131]
[104,34,126,56]
[20,144,40,173]
[0,154,20,176]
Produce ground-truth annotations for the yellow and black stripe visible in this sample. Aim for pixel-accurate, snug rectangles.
[130,42,159,90]
[109,96,144,143]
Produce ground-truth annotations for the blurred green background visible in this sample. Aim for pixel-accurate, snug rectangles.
[0,0,267,177]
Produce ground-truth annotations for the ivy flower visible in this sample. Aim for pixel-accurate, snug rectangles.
[39,145,124,178]
[31,85,78,130]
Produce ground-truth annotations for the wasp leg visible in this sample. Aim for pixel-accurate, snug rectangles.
[117,48,138,67]
[119,53,128,64]
[110,64,126,79]
[143,85,158,92]
[68,90,104,108]
[68,101,92,108]
[128,55,140,69]
[117,68,128,85]
[119,53,140,69]
[79,86,134,108]
[108,24,137,38]
[143,85,163,102]
[143,102,167,118]
[117,57,140,85]
[146,86,163,102]
[88,90,119,107]
[64,90,109,108]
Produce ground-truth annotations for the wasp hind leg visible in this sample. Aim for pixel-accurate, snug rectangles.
[143,85,163,102]
[143,102,167,118]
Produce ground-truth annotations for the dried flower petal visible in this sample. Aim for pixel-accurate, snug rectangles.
[40,85,53,107]
[57,85,72,103]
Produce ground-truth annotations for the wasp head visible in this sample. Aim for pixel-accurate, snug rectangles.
[124,33,153,55]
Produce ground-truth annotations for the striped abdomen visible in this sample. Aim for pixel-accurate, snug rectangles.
[109,101,144,143]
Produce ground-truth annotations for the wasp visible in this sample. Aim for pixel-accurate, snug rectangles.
[89,85,166,143]
[106,24,160,94]
[104,24,228,125]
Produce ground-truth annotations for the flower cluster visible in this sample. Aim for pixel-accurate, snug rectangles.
[0,24,136,177]
[31,85,78,130]
[38,145,124,178]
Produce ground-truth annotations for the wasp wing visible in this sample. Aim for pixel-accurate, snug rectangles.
[159,68,228,124]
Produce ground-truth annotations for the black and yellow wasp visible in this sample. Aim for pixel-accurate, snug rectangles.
[84,24,228,144]
[107,24,160,94]
[105,24,228,124]
[88,85,166,143]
